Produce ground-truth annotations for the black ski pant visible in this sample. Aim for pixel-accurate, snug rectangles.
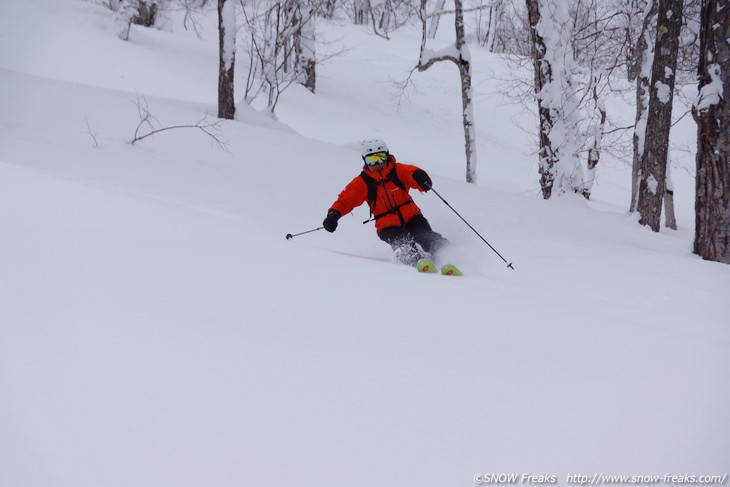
[378,214,447,266]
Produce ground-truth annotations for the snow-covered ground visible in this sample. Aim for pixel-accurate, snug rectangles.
[1,1,728,486]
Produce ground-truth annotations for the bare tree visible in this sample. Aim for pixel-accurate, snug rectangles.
[427,0,447,39]
[363,0,419,39]
[475,0,504,50]
[319,0,337,18]
[416,0,478,183]
[353,0,369,24]
[693,0,730,263]
[475,0,530,56]
[240,0,324,112]
[636,0,682,232]
[131,95,228,149]
[218,0,236,119]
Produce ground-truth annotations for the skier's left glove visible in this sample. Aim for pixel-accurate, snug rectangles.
[413,169,432,191]
[323,209,341,233]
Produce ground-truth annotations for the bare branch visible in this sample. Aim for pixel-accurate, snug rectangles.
[130,95,229,151]
[84,118,99,148]
[427,3,496,18]
[602,124,634,135]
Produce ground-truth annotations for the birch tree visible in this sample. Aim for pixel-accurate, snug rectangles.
[525,0,584,199]
[241,0,321,112]
[636,0,682,231]
[693,0,730,263]
[218,0,236,119]
[427,0,447,39]
[294,1,317,93]
[353,0,369,24]
[416,0,478,183]
[475,0,504,50]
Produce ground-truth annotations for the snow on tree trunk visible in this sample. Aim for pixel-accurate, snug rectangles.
[636,0,682,232]
[114,0,138,41]
[693,0,730,264]
[417,0,478,184]
[295,3,316,93]
[217,0,236,120]
[526,0,584,199]
[630,0,657,212]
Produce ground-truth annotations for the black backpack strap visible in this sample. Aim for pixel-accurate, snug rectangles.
[360,170,378,209]
[360,166,407,207]
[388,165,407,192]
[372,199,413,221]
[359,166,412,224]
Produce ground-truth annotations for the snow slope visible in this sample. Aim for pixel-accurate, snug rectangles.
[1,1,728,486]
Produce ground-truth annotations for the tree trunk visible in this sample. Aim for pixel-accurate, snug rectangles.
[295,3,316,93]
[483,2,501,52]
[427,0,446,39]
[454,0,477,183]
[353,0,368,25]
[664,168,677,229]
[133,0,158,27]
[217,0,236,120]
[637,0,682,231]
[630,0,657,212]
[526,0,583,199]
[584,82,606,199]
[322,0,336,19]
[526,0,554,199]
[416,0,478,184]
[693,0,730,263]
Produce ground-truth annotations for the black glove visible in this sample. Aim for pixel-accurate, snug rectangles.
[412,169,432,191]
[323,209,341,233]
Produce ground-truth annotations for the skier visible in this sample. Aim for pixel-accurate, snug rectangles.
[323,139,448,267]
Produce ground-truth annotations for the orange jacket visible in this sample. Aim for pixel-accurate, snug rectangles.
[330,160,425,233]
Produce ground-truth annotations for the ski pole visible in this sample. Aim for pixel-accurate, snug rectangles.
[286,226,324,240]
[430,188,515,270]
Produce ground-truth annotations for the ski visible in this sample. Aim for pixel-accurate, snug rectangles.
[417,259,437,273]
[417,259,462,276]
[440,264,462,276]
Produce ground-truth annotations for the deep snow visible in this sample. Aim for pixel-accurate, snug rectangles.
[0,1,728,486]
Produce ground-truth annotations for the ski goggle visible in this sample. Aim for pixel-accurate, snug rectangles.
[364,152,388,166]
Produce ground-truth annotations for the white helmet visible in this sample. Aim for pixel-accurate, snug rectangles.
[361,139,389,157]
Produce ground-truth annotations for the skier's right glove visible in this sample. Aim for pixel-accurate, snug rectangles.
[413,169,432,191]
[323,209,341,233]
